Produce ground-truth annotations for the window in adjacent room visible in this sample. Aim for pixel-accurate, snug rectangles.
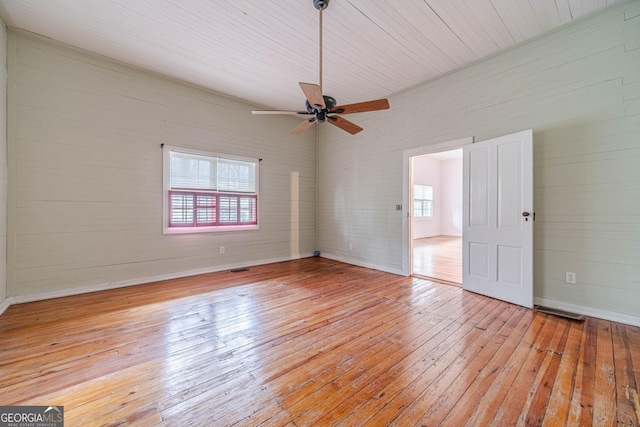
[163,145,259,233]
[413,184,433,219]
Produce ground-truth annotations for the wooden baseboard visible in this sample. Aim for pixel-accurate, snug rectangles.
[3,259,638,329]
[8,253,314,306]
[0,296,11,316]
[534,297,640,327]
[320,252,405,276]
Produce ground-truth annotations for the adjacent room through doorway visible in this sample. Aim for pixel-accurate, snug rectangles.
[411,148,462,285]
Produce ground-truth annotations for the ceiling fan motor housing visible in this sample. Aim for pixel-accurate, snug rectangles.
[305,95,337,118]
[313,0,329,10]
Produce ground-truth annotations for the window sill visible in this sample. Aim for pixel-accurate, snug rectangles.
[163,224,259,234]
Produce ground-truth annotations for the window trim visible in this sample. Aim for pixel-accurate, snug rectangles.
[162,145,259,234]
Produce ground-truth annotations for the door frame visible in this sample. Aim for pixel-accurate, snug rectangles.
[402,137,473,276]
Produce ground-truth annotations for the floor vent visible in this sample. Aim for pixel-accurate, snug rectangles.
[534,305,584,321]
[230,268,249,273]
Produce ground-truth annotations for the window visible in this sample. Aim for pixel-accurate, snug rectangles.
[163,146,259,233]
[413,184,433,218]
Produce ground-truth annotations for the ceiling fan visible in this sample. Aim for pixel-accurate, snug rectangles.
[251,0,390,135]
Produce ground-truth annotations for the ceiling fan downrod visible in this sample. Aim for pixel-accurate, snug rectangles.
[313,0,329,92]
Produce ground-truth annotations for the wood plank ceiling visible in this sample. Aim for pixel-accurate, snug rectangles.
[0,0,626,110]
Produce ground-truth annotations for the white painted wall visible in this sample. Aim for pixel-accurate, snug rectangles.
[412,156,440,239]
[6,33,317,300]
[440,158,462,237]
[0,19,7,310]
[319,2,640,321]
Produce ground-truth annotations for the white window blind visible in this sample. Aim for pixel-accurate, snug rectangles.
[170,151,255,192]
[218,158,256,193]
[414,184,433,201]
[170,151,217,190]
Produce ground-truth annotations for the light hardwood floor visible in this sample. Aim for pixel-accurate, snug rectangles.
[413,235,462,284]
[1,258,638,426]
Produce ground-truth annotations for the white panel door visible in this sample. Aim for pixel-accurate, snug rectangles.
[462,129,533,308]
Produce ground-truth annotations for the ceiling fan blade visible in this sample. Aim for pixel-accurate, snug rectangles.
[252,110,313,115]
[328,116,363,135]
[299,82,326,109]
[291,118,317,135]
[332,99,390,114]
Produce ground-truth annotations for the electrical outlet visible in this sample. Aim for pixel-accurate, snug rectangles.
[220,246,225,254]
[348,243,353,250]
[565,272,576,284]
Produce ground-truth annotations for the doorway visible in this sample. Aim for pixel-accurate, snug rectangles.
[411,149,463,284]
[402,131,533,308]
